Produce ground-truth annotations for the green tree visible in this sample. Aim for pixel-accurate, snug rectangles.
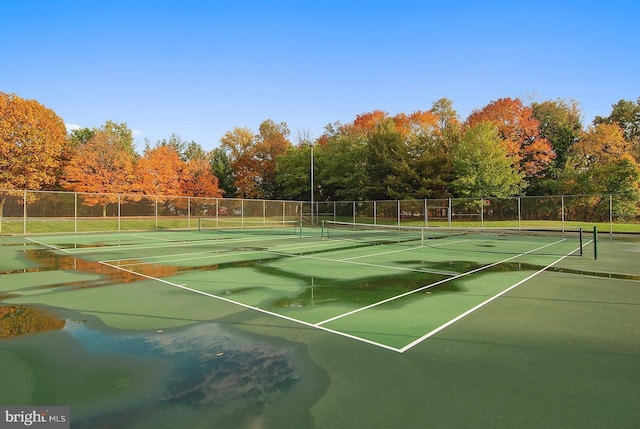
[209,147,236,197]
[100,120,137,158]
[157,133,207,161]
[531,98,582,168]
[314,125,368,201]
[275,144,312,201]
[451,122,526,198]
[363,119,410,200]
[530,98,583,194]
[68,127,96,148]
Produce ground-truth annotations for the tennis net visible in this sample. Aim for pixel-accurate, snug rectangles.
[198,218,302,237]
[321,221,584,256]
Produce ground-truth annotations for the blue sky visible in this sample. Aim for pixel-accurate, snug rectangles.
[3,0,639,151]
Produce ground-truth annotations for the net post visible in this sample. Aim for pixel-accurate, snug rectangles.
[321,220,325,240]
[593,226,598,260]
[198,217,202,232]
[579,227,583,257]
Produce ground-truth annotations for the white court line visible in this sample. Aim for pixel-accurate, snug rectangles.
[129,234,177,242]
[101,238,349,266]
[339,245,427,261]
[99,261,403,353]
[398,246,581,353]
[264,249,458,276]
[315,238,567,327]
[95,236,573,353]
[50,234,298,255]
[25,238,71,254]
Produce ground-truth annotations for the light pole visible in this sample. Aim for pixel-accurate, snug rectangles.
[310,143,314,225]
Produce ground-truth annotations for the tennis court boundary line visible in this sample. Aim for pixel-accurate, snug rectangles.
[99,261,403,353]
[97,238,580,354]
[315,238,567,326]
[399,246,581,352]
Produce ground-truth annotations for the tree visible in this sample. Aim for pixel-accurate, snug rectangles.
[209,148,236,197]
[220,127,259,198]
[451,122,526,198]
[315,131,368,201]
[466,98,555,179]
[61,129,137,216]
[181,158,223,198]
[395,109,456,198]
[157,133,207,161]
[566,123,630,171]
[68,127,96,147]
[100,120,137,158]
[0,92,67,191]
[135,145,184,197]
[363,118,411,200]
[563,132,640,221]
[594,98,640,160]
[255,119,292,198]
[220,120,292,199]
[530,98,583,194]
[352,110,389,135]
[531,98,582,168]
[275,144,313,201]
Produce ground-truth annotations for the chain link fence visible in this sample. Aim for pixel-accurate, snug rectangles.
[1,189,638,234]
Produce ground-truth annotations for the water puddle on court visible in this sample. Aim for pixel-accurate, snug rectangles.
[1,251,328,428]
[0,312,327,428]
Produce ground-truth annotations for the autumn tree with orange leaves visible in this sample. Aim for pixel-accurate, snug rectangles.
[466,97,555,179]
[221,120,291,198]
[61,125,137,215]
[136,144,222,201]
[1,93,67,214]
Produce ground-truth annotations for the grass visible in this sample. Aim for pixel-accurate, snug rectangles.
[0,216,302,235]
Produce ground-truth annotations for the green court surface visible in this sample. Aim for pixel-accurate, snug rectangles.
[1,226,639,428]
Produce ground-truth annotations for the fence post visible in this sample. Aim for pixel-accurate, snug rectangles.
[352,201,356,224]
[373,201,377,225]
[424,199,428,227]
[609,194,613,235]
[74,192,78,233]
[561,195,565,233]
[118,194,121,231]
[23,189,27,234]
[517,197,521,232]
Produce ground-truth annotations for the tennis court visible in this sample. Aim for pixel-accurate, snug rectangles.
[1,222,640,428]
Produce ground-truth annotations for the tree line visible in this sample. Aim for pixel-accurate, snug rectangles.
[2,92,640,213]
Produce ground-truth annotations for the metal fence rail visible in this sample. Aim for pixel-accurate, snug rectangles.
[1,189,638,234]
